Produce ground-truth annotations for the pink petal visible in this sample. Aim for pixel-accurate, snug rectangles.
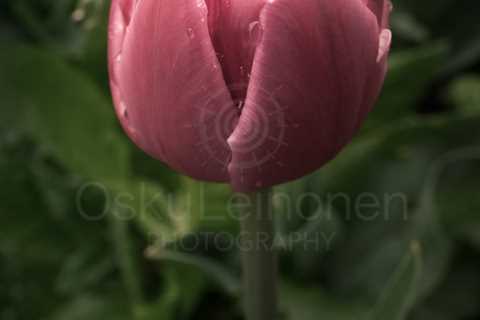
[354,27,392,131]
[109,0,236,182]
[363,0,392,28]
[228,0,383,191]
[205,0,267,102]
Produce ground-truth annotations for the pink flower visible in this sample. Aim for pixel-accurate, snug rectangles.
[108,0,392,192]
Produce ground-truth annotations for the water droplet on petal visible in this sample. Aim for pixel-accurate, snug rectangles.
[249,21,263,46]
[239,65,245,76]
[187,27,195,39]
[118,101,129,120]
[237,100,245,110]
[196,0,205,8]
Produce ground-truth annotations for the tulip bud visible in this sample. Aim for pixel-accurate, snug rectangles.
[108,0,392,192]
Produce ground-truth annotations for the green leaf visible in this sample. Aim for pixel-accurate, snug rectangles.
[0,129,128,320]
[314,115,480,302]
[369,241,423,320]
[49,294,131,320]
[0,44,129,182]
[136,263,208,320]
[364,44,447,131]
[448,75,480,116]
[147,249,240,295]
[391,10,430,43]
[178,178,238,233]
[280,280,367,320]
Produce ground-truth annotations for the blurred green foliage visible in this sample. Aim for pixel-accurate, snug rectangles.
[1,0,480,319]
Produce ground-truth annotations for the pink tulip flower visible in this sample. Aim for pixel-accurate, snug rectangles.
[108,0,392,192]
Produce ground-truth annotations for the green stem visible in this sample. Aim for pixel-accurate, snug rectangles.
[240,189,278,320]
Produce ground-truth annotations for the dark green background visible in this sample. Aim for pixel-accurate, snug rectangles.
[1,0,480,319]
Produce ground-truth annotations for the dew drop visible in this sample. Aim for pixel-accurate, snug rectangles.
[118,101,129,121]
[249,21,263,46]
[216,53,225,63]
[237,100,245,111]
[186,27,195,39]
[239,65,246,77]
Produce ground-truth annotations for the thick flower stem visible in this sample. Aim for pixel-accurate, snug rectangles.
[240,189,278,320]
